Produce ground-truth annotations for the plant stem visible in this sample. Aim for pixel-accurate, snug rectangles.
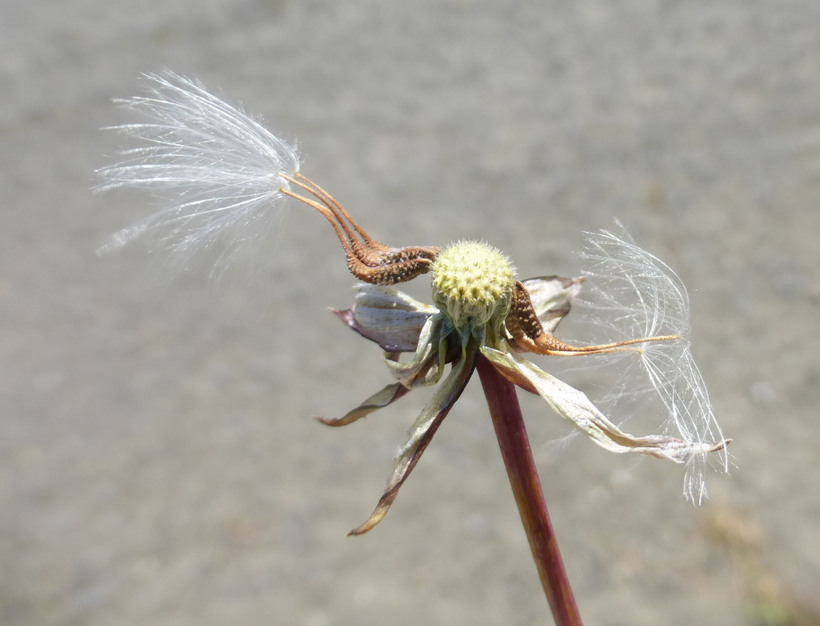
[476,354,583,626]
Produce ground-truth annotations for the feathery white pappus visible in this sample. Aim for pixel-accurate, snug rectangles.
[575,228,730,503]
[95,71,300,269]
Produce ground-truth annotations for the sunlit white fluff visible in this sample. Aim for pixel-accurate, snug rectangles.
[96,71,300,271]
[571,226,730,503]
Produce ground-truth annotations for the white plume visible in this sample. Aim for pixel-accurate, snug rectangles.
[96,71,300,272]
[573,226,730,502]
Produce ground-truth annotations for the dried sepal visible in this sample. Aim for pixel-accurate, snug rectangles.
[349,343,478,535]
[383,315,446,388]
[332,284,437,352]
[519,275,583,333]
[316,383,411,427]
[480,346,729,464]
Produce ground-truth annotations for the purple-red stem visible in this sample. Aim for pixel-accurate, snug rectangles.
[476,354,583,626]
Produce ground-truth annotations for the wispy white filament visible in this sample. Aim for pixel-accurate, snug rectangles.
[573,226,730,502]
[96,71,300,271]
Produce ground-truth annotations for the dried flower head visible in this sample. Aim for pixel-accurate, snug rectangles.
[98,72,730,534]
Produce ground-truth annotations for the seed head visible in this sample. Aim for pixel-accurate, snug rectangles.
[431,241,515,337]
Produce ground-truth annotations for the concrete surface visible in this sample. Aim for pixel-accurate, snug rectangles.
[2,1,819,624]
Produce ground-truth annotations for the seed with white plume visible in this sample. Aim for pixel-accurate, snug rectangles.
[95,71,300,269]
[573,226,730,502]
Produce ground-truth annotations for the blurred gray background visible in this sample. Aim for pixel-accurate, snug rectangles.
[3,1,819,625]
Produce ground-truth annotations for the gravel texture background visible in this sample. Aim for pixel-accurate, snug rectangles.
[3,1,819,624]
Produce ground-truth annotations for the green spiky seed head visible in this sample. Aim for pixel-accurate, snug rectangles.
[431,241,515,336]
